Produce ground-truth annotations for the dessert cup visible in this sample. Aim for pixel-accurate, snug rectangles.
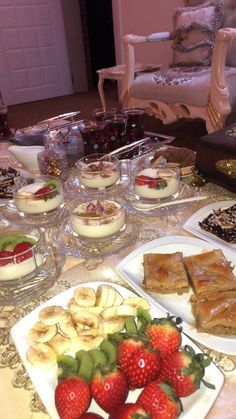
[0,225,60,305]
[14,175,64,216]
[76,154,121,190]
[70,197,126,241]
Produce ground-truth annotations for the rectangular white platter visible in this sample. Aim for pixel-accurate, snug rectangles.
[11,281,224,419]
[183,200,236,256]
[116,235,236,355]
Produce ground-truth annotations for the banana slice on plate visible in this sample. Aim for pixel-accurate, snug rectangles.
[58,312,79,338]
[99,317,125,335]
[122,297,150,311]
[101,305,137,318]
[70,334,104,352]
[74,287,96,307]
[26,343,57,370]
[39,305,65,326]
[96,285,117,307]
[28,322,57,344]
[48,334,71,355]
[113,290,124,306]
[72,310,99,329]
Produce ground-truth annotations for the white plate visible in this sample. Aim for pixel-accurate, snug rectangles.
[11,281,224,419]
[116,235,236,355]
[183,200,236,255]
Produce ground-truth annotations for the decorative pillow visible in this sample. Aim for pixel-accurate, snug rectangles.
[224,0,236,67]
[171,0,224,67]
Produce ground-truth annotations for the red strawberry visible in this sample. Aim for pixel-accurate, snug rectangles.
[138,380,182,419]
[135,175,152,186]
[0,250,13,266]
[109,402,150,419]
[146,315,182,357]
[117,338,145,371]
[90,366,128,413]
[80,413,103,419]
[34,186,52,198]
[55,376,91,419]
[159,345,215,397]
[14,242,33,263]
[124,345,162,389]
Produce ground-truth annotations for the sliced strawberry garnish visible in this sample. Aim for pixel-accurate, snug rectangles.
[34,186,52,198]
[14,242,33,263]
[0,250,14,266]
[135,175,152,186]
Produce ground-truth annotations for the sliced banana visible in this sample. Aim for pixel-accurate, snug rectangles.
[67,298,81,314]
[68,299,104,316]
[58,312,79,338]
[72,310,99,328]
[96,285,117,307]
[113,290,124,306]
[48,334,71,355]
[39,305,65,326]
[70,335,104,352]
[101,307,117,319]
[26,343,57,370]
[99,317,125,335]
[79,327,100,336]
[74,287,96,307]
[116,305,137,317]
[28,322,57,344]
[122,297,150,311]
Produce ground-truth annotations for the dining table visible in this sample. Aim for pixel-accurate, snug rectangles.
[0,140,236,419]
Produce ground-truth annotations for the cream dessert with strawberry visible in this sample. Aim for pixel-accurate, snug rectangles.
[0,234,42,281]
[133,167,180,200]
[71,199,126,239]
[15,177,64,214]
[77,155,120,189]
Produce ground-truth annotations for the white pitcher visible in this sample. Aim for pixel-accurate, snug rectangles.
[8,145,44,175]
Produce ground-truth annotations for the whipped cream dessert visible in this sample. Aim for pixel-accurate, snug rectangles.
[79,161,120,189]
[133,168,180,199]
[0,234,42,281]
[71,199,126,238]
[15,180,64,214]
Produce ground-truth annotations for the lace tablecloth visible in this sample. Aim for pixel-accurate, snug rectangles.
[0,142,236,419]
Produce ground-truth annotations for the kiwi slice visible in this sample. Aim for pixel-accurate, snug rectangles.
[57,354,78,382]
[124,316,138,335]
[76,350,94,382]
[89,348,107,371]
[100,340,117,366]
[0,235,37,252]
[43,179,60,190]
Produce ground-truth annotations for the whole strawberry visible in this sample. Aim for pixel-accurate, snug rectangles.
[138,380,182,419]
[55,376,91,419]
[109,402,150,419]
[159,345,215,397]
[118,337,145,371]
[146,315,182,357]
[80,413,103,419]
[124,345,162,389]
[91,366,128,413]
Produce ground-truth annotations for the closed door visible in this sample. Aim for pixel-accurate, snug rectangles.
[0,0,73,105]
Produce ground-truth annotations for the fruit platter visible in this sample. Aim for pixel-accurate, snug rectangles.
[11,282,224,419]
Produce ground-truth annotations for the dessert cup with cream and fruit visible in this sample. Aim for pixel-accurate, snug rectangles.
[14,176,64,215]
[0,226,58,305]
[70,197,126,240]
[132,165,180,201]
[76,154,120,190]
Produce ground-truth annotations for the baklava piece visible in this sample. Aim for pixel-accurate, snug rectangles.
[143,252,189,294]
[190,291,236,335]
[199,204,236,243]
[0,167,20,199]
[184,249,236,296]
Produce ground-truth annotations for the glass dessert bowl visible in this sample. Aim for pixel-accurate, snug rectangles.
[70,197,126,241]
[0,225,59,305]
[132,165,180,202]
[14,175,64,216]
[75,154,120,190]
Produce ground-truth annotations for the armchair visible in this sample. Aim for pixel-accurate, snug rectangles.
[121,5,236,133]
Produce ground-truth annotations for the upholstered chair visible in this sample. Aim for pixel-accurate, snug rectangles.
[121,0,236,133]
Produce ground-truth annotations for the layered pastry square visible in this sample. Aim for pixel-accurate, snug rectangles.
[184,249,236,296]
[143,252,189,294]
[190,291,236,335]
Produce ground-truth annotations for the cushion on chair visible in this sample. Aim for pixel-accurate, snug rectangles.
[171,0,224,67]
[224,0,236,67]
[129,66,236,108]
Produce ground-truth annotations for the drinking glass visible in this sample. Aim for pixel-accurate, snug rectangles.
[92,107,117,122]
[78,120,109,154]
[122,107,145,142]
[102,114,128,151]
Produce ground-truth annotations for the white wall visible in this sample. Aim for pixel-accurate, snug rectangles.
[112,0,183,68]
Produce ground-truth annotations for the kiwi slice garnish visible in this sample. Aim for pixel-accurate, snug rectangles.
[57,354,78,382]
[76,350,94,382]
[100,340,117,366]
